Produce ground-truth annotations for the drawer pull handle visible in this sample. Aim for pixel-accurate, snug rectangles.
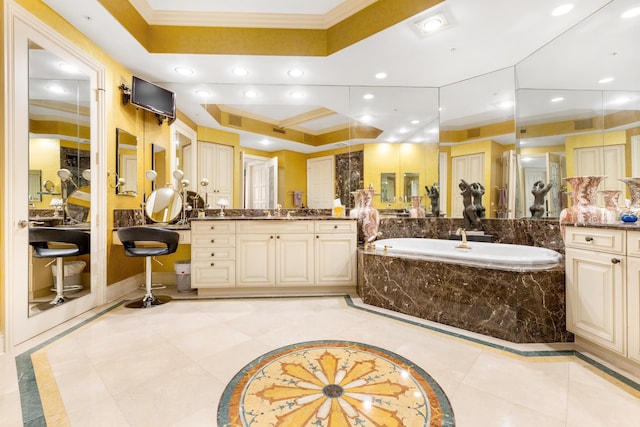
[211,239,215,243]
[270,235,274,239]
[277,235,280,239]
[211,253,215,257]
[210,262,215,267]
[585,236,594,242]
[210,226,215,230]
[334,225,338,229]
[611,258,621,264]
[316,235,319,239]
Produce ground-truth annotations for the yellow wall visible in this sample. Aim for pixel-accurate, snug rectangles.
[565,130,626,179]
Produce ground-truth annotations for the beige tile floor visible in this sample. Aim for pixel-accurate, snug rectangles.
[1,288,640,426]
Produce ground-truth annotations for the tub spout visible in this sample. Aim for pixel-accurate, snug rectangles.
[455,228,471,250]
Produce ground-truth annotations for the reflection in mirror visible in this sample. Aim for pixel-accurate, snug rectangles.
[28,41,92,315]
[515,0,640,217]
[403,173,420,199]
[440,68,516,218]
[380,173,396,203]
[28,170,42,203]
[115,128,137,195]
[145,186,183,223]
[151,144,166,190]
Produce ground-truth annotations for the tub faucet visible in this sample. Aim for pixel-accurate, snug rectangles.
[455,228,471,250]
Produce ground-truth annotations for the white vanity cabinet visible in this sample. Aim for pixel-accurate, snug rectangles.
[191,219,357,294]
[565,226,640,367]
[190,221,236,288]
[627,231,640,363]
[236,220,315,287]
[314,221,357,286]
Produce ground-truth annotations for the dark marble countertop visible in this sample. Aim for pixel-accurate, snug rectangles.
[563,222,640,230]
[189,216,355,221]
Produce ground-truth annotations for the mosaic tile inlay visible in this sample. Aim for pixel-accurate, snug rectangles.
[218,340,454,427]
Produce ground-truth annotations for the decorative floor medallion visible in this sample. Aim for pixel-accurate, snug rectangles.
[218,340,454,426]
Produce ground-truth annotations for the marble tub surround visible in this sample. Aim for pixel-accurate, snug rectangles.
[377,217,565,254]
[359,251,571,343]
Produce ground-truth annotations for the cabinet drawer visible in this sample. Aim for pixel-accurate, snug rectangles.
[192,246,235,261]
[564,227,625,254]
[191,221,235,235]
[628,231,640,258]
[192,260,235,288]
[236,220,314,234]
[191,234,235,248]
[315,220,357,234]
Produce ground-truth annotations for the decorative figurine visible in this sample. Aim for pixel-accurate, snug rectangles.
[529,181,553,219]
[425,184,440,217]
[459,179,482,230]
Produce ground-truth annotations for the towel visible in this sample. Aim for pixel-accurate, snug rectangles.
[293,191,302,207]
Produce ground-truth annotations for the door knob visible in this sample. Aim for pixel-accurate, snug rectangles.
[611,258,621,264]
[18,220,29,228]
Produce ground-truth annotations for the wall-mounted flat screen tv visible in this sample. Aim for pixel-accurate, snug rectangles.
[131,76,175,119]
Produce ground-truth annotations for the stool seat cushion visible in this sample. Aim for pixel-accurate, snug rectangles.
[117,226,179,258]
[29,227,90,259]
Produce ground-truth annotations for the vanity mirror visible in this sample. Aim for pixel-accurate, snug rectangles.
[403,173,420,199]
[380,173,396,203]
[145,186,183,223]
[115,128,138,195]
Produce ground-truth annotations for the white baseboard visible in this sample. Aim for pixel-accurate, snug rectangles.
[107,272,178,302]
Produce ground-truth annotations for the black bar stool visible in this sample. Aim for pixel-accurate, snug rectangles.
[29,227,90,310]
[117,226,179,308]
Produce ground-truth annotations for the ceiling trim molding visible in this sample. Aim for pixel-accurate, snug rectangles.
[98,0,444,56]
[128,0,378,29]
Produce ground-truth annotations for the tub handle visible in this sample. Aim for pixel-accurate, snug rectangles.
[585,236,594,242]
[611,258,621,264]
[384,245,393,251]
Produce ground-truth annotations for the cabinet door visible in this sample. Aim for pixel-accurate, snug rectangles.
[192,261,235,288]
[199,142,234,206]
[276,234,314,286]
[315,234,357,286]
[628,257,640,363]
[566,248,626,354]
[236,234,275,286]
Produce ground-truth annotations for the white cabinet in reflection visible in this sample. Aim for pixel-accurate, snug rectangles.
[198,142,233,207]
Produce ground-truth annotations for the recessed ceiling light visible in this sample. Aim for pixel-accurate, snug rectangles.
[289,90,304,99]
[552,3,574,16]
[195,89,211,97]
[598,77,615,84]
[360,114,374,123]
[411,120,420,125]
[47,85,65,94]
[175,67,194,76]
[375,72,387,80]
[551,97,564,103]
[260,139,269,145]
[415,13,449,36]
[429,128,438,134]
[287,68,303,78]
[363,93,374,100]
[610,96,633,105]
[621,7,640,18]
[58,62,78,73]
[398,127,409,134]
[233,67,249,77]
[244,90,257,98]
[496,100,514,109]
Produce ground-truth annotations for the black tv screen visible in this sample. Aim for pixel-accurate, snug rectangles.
[131,76,175,119]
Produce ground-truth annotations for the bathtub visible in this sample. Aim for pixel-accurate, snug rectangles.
[360,237,570,343]
[372,238,562,270]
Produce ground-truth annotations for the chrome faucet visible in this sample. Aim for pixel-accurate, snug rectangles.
[276,204,282,217]
[455,228,471,250]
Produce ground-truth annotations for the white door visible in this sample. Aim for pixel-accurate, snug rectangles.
[6,12,104,347]
[523,167,546,216]
[450,153,484,218]
[199,142,234,206]
[307,156,335,209]
[243,154,278,209]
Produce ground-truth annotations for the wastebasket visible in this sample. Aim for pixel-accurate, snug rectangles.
[174,260,194,293]
[51,260,86,292]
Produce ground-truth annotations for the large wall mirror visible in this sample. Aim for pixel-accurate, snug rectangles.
[515,0,640,218]
[440,68,516,219]
[28,40,93,317]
